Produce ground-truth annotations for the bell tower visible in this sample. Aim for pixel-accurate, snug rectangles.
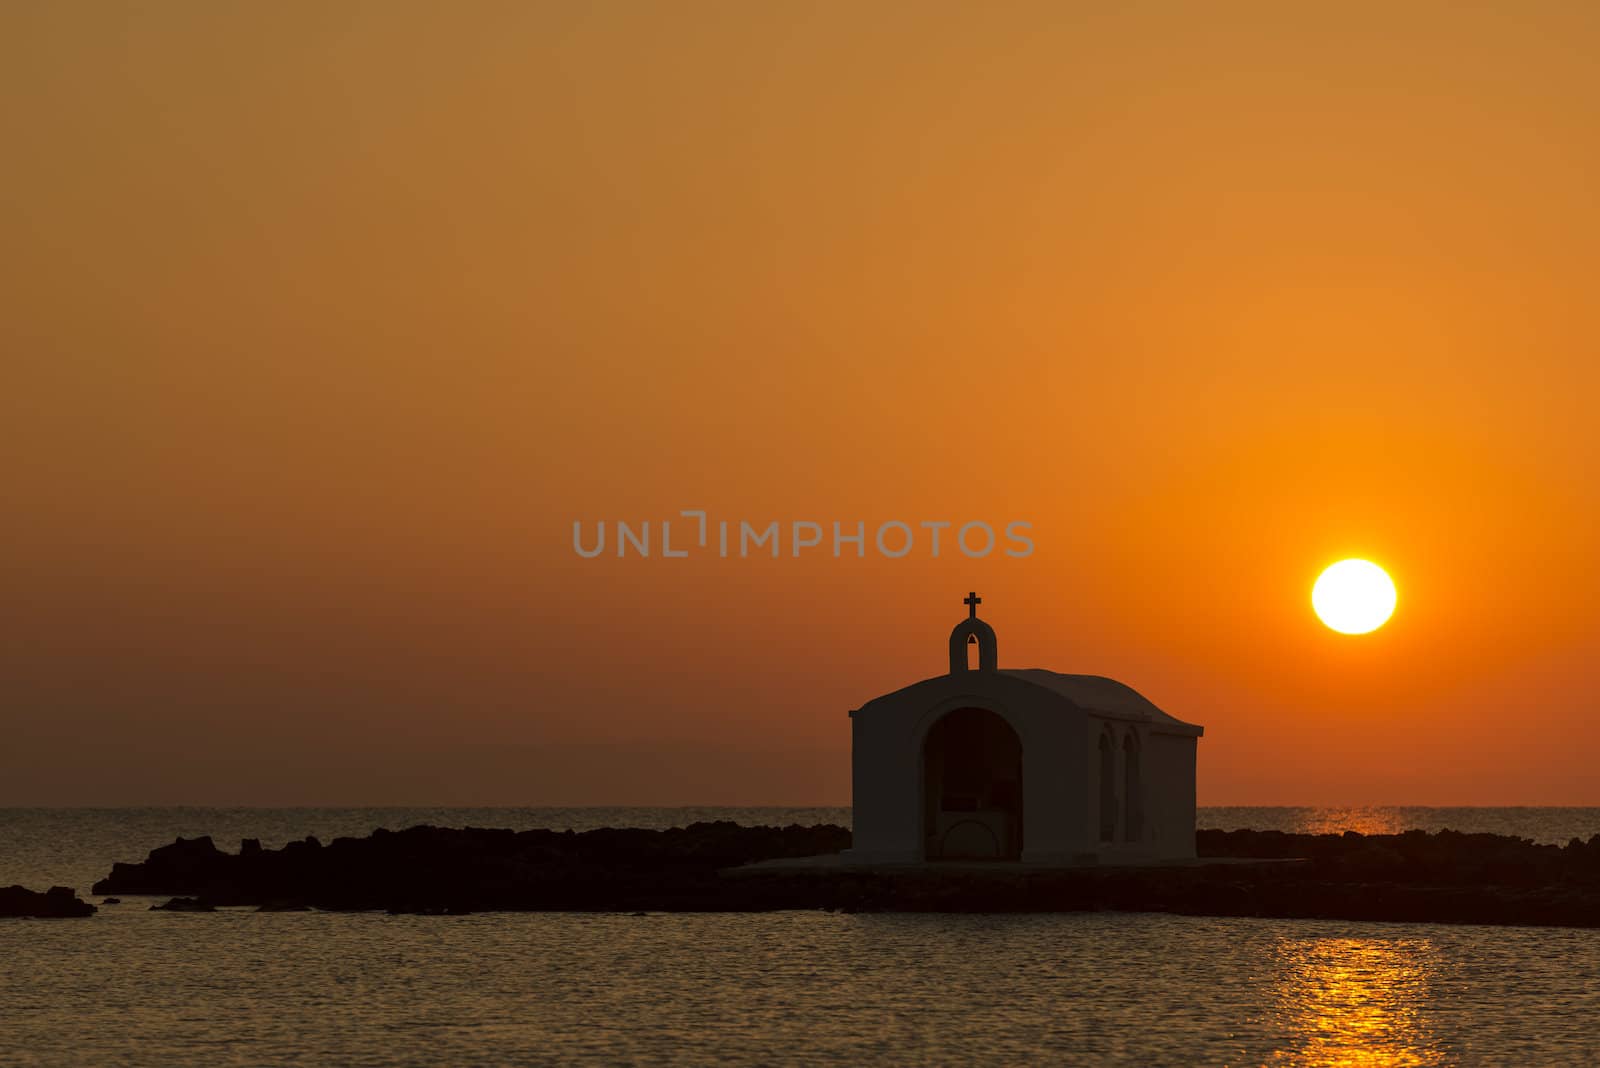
[947,590,997,673]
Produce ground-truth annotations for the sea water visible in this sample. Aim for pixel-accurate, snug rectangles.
[3,807,1599,1066]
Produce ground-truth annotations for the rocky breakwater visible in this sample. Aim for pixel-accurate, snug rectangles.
[1184,827,1600,926]
[92,823,1600,926]
[719,828,1600,925]
[93,822,853,913]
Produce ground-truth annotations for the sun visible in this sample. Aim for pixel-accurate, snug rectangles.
[1312,559,1397,635]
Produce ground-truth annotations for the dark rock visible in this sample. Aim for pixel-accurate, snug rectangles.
[0,885,96,918]
[96,836,224,896]
[151,897,216,912]
[256,900,312,912]
[97,821,854,913]
[88,823,1600,927]
[100,897,122,905]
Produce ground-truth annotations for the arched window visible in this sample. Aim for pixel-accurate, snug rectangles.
[1123,731,1143,843]
[1098,729,1116,843]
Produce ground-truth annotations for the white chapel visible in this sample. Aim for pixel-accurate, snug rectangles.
[846,593,1204,864]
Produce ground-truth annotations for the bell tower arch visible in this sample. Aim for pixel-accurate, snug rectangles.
[948,591,998,673]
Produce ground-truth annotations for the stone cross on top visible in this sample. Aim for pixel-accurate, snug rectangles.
[964,591,982,618]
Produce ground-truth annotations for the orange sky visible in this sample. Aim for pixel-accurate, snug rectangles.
[2,3,1595,805]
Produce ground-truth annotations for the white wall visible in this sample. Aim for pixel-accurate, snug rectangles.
[1145,732,1198,859]
[849,675,1198,864]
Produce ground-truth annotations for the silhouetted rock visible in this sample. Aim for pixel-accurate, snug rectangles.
[97,821,854,914]
[151,897,216,912]
[89,823,1600,926]
[100,897,121,905]
[98,835,225,895]
[0,885,96,918]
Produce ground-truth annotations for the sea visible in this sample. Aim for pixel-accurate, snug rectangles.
[3,806,1599,1067]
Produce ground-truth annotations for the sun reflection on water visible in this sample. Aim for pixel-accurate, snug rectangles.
[1268,937,1446,1067]
[1296,808,1406,837]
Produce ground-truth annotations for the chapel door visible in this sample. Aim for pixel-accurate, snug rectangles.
[921,708,1023,860]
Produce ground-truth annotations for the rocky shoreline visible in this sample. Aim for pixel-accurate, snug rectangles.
[95,822,853,914]
[80,822,1600,926]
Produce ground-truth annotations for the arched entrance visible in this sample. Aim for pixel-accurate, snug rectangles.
[921,707,1022,860]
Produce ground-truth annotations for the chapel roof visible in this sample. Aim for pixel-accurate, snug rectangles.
[854,593,1203,736]
[1000,669,1201,731]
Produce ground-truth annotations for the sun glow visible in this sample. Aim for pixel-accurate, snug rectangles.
[1312,559,1397,635]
